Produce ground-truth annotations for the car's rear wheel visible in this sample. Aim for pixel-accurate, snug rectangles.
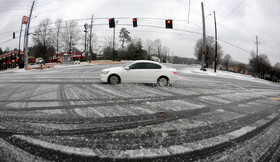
[108,75,120,85]
[157,76,169,87]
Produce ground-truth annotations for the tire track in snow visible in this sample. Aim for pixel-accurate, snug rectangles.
[45,109,277,149]
[1,114,279,162]
[57,84,79,118]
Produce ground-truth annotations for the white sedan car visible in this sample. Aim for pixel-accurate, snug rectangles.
[100,60,178,86]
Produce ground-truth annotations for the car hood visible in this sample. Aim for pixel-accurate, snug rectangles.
[102,66,123,72]
[169,68,177,72]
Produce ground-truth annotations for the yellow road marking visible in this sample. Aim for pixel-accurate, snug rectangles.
[269,97,280,101]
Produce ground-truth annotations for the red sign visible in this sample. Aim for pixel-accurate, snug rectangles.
[22,16,29,24]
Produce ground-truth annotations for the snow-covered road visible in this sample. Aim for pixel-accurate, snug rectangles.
[0,63,279,161]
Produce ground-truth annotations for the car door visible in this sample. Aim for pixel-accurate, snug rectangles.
[122,63,144,82]
[142,63,162,83]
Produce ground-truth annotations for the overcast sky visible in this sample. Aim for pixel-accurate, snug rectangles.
[0,0,279,64]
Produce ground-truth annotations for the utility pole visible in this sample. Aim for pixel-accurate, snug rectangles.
[187,0,191,24]
[255,35,259,58]
[84,23,88,62]
[89,14,94,63]
[254,35,260,77]
[18,17,24,69]
[112,26,115,62]
[24,0,35,70]
[214,11,218,73]
[201,2,206,71]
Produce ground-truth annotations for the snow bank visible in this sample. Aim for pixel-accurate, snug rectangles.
[179,65,277,85]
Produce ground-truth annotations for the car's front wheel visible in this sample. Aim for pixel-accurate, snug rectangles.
[108,75,120,85]
[157,76,169,87]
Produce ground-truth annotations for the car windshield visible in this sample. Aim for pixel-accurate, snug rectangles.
[0,1,279,162]
[122,61,134,68]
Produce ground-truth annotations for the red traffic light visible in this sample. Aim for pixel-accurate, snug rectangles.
[165,19,173,29]
[132,18,137,27]
[204,51,208,54]
[109,18,115,28]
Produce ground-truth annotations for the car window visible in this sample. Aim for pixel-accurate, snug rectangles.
[129,63,142,69]
[143,63,162,69]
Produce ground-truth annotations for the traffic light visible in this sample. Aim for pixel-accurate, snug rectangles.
[109,18,115,28]
[203,51,208,54]
[132,18,137,27]
[13,32,15,39]
[165,20,173,29]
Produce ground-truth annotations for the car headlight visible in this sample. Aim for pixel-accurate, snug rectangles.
[101,71,110,74]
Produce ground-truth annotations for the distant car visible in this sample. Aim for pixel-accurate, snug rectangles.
[100,60,178,86]
[35,58,45,65]
[73,61,80,65]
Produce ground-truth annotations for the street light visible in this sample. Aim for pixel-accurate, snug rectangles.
[84,23,88,62]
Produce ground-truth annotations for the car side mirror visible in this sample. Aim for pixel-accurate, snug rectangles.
[125,67,130,70]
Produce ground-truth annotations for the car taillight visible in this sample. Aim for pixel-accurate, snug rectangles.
[173,71,177,74]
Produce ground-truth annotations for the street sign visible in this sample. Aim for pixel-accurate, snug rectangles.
[22,16,29,24]
[84,23,89,30]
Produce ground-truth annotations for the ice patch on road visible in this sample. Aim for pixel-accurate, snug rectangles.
[147,100,204,112]
[116,135,229,158]
[13,135,97,157]
[216,109,225,112]
[226,126,256,138]
[199,95,232,105]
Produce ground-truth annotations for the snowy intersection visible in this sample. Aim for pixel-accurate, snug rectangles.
[0,64,280,161]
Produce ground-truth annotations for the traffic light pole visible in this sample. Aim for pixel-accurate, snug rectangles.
[201,2,206,71]
[214,11,218,73]
[112,27,115,62]
[18,21,23,68]
[89,14,93,63]
[24,0,35,70]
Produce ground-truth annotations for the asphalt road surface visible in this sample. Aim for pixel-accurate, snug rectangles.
[0,63,279,162]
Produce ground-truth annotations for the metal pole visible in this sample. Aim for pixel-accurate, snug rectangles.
[201,2,206,71]
[24,0,35,70]
[18,21,23,68]
[256,35,259,58]
[85,31,87,61]
[214,11,218,73]
[89,14,93,63]
[112,27,115,62]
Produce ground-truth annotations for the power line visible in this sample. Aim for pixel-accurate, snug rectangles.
[218,0,246,25]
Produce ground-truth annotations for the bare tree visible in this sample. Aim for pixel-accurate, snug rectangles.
[222,54,233,70]
[274,63,280,81]
[87,32,98,60]
[144,39,154,56]
[162,46,169,63]
[32,18,55,61]
[194,36,223,68]
[249,52,271,79]
[61,21,81,53]
[33,18,53,47]
[102,35,114,59]
[54,19,62,55]
[153,39,162,61]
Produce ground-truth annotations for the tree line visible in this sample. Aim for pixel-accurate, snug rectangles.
[194,36,280,82]
[1,18,173,63]
[102,28,171,62]
[1,18,279,82]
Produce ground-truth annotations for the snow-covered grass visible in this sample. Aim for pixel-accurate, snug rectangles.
[179,65,278,85]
